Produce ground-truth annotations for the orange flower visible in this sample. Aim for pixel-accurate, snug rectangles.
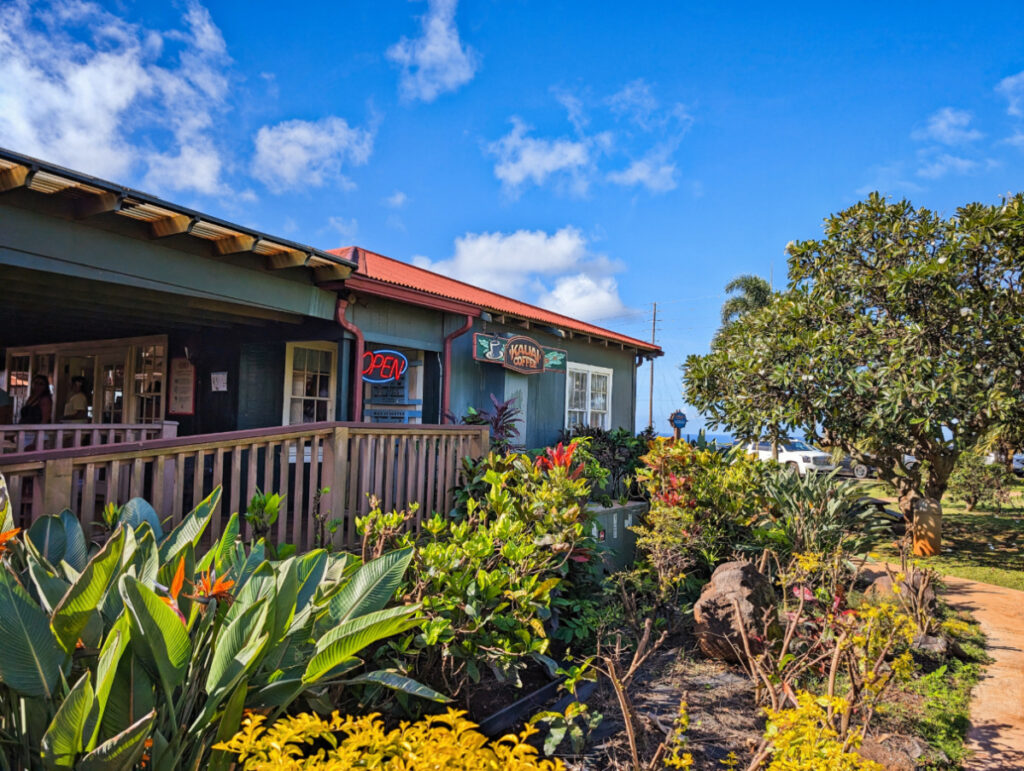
[0,528,21,556]
[190,568,235,605]
[160,557,187,625]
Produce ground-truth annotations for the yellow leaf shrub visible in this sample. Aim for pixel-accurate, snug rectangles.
[763,692,883,771]
[214,708,565,770]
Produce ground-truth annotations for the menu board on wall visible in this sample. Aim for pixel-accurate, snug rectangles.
[168,357,195,415]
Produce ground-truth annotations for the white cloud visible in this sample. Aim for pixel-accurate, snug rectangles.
[997,71,1024,116]
[537,274,628,321]
[385,190,408,208]
[552,87,589,133]
[387,0,478,103]
[911,107,983,145]
[488,118,596,194]
[856,162,923,196]
[608,149,677,192]
[251,116,373,192]
[916,153,978,179]
[412,226,630,320]
[0,0,232,194]
[608,79,660,130]
[327,216,358,239]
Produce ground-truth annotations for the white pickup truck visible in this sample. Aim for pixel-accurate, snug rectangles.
[741,439,836,476]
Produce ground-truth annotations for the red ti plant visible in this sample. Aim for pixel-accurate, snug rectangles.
[536,441,585,479]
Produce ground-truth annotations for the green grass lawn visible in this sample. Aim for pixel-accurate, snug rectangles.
[867,478,1024,591]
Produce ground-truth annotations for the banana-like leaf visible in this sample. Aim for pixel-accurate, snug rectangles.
[41,672,95,769]
[0,473,13,532]
[303,605,419,684]
[119,499,163,541]
[86,619,129,751]
[27,515,67,566]
[77,709,156,771]
[193,632,267,731]
[99,643,154,742]
[119,575,192,692]
[294,549,328,612]
[27,553,71,614]
[344,669,450,702]
[58,510,89,573]
[52,528,125,653]
[158,487,220,564]
[206,600,269,696]
[208,677,249,771]
[327,547,412,624]
[214,512,240,576]
[0,566,66,698]
[269,557,298,645]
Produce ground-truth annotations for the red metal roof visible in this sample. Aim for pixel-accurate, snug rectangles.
[329,246,662,355]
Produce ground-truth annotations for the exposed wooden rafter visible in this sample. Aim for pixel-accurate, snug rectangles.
[75,192,122,219]
[266,250,309,270]
[0,164,31,193]
[214,234,258,256]
[149,213,194,238]
[313,264,353,282]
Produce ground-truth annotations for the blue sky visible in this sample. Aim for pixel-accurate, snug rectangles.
[4,1,1024,432]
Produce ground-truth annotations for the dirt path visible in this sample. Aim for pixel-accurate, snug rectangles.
[941,575,1024,769]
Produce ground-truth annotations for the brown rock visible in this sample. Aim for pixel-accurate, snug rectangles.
[857,737,915,771]
[693,561,779,662]
[866,572,936,611]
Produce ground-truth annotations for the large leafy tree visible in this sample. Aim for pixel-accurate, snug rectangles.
[685,193,1024,553]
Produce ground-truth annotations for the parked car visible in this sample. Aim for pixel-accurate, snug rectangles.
[741,439,835,476]
[984,452,1024,476]
[836,453,918,480]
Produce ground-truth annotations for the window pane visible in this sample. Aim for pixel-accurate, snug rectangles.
[590,373,608,411]
[569,371,587,410]
[290,399,303,424]
[293,347,307,370]
[590,411,606,428]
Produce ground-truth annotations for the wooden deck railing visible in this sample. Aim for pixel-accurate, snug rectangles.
[1,422,177,454]
[0,422,490,551]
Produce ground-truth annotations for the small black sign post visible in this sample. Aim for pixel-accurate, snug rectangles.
[668,410,688,441]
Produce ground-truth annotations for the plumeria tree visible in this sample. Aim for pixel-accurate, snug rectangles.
[686,193,1024,553]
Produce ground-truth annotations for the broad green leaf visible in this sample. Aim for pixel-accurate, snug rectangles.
[100,644,154,742]
[118,575,192,692]
[87,619,130,751]
[269,557,298,645]
[193,632,267,730]
[158,486,220,564]
[119,498,163,540]
[294,549,328,612]
[52,528,125,653]
[27,515,67,566]
[27,553,71,614]
[41,672,95,769]
[58,510,89,572]
[0,473,13,532]
[344,669,449,702]
[327,547,412,624]
[214,511,240,575]
[205,600,268,695]
[304,605,419,684]
[0,566,66,698]
[78,709,156,771]
[208,678,249,771]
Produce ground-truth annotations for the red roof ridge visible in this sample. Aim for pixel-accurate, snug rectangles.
[327,245,662,355]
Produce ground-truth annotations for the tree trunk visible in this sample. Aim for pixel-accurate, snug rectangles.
[912,497,942,556]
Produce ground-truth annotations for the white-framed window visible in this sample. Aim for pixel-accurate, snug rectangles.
[283,342,337,425]
[565,363,613,430]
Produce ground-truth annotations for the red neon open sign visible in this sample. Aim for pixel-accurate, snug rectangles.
[362,350,409,383]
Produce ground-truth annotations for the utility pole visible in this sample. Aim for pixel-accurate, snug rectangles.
[648,302,657,429]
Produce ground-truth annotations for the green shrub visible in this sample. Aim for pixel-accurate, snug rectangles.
[559,426,654,500]
[948,451,1014,511]
[632,439,768,585]
[0,483,431,771]
[361,446,597,698]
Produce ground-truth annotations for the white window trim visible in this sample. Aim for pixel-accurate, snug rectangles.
[564,362,614,430]
[282,341,338,426]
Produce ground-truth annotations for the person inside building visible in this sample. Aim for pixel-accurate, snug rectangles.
[62,376,91,422]
[20,374,52,424]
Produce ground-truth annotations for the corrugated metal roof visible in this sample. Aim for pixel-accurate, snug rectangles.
[332,246,662,355]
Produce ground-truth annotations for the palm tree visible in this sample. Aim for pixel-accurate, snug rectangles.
[719,274,772,325]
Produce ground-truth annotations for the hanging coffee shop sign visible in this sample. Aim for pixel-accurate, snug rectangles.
[473,333,567,374]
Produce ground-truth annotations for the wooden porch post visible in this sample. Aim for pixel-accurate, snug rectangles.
[321,426,349,547]
[42,457,73,515]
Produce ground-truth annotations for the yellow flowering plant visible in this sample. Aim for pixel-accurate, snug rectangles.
[215,708,565,770]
